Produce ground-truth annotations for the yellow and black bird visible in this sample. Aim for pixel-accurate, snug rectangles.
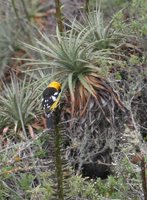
[42,81,62,129]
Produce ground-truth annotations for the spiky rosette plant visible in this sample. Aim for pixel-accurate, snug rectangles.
[23,26,127,179]
[0,74,40,135]
[67,5,121,51]
[24,27,125,117]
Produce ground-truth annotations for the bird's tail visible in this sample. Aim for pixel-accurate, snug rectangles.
[46,113,53,129]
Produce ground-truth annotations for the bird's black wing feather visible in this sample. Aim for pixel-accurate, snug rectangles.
[42,87,61,129]
[42,87,59,115]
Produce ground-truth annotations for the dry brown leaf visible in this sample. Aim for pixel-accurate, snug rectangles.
[28,124,35,139]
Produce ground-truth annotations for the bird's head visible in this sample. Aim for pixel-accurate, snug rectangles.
[48,81,61,91]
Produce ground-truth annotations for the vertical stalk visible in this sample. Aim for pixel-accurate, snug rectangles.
[21,0,30,21]
[54,0,64,33]
[85,0,89,14]
[54,125,64,200]
[53,106,64,200]
[11,0,20,20]
[141,156,147,200]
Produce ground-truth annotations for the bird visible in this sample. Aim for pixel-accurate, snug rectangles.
[42,81,62,129]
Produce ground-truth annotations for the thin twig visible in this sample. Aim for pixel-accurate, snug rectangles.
[85,0,89,14]
[54,0,64,33]
[21,0,30,21]
[1,181,24,200]
[141,156,147,200]
[11,0,20,20]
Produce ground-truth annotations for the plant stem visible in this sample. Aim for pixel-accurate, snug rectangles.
[85,0,89,14]
[141,156,147,200]
[54,125,64,200]
[21,0,30,21]
[11,0,20,20]
[54,0,64,33]
[53,105,64,200]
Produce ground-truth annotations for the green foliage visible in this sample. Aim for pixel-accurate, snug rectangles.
[69,175,129,199]
[0,134,144,200]
[19,173,34,191]
[129,55,141,66]
[23,26,102,97]
[11,0,49,22]
[0,181,11,200]
[0,75,40,132]
[95,176,129,199]
[0,0,41,79]
[113,0,147,37]
[112,10,126,32]
[29,172,54,200]
[0,173,36,199]
[68,159,142,200]
[69,6,121,50]
[0,0,146,199]
[0,18,18,78]
[69,175,100,199]
[24,27,94,72]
